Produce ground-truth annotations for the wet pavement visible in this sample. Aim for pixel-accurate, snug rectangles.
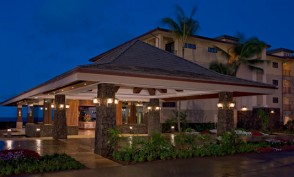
[25,151,294,177]
[1,132,294,176]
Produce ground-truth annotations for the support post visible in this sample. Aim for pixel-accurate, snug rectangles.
[147,99,161,136]
[52,94,67,139]
[16,104,23,129]
[94,83,116,157]
[27,105,34,123]
[43,99,52,124]
[217,92,234,135]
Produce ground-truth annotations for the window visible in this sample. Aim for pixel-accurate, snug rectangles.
[272,80,278,86]
[162,102,177,108]
[272,62,278,68]
[184,43,196,49]
[208,47,217,53]
[273,97,279,103]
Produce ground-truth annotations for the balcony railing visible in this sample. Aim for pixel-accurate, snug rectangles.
[283,70,291,77]
[283,104,291,111]
[283,87,292,94]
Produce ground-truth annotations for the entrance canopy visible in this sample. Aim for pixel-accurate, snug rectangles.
[1,40,276,106]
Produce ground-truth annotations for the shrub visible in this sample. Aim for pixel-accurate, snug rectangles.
[0,150,85,176]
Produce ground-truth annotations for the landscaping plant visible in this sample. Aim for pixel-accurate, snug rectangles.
[0,149,85,176]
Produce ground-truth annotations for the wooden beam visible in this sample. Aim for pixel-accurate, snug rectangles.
[148,88,156,96]
[158,89,167,93]
[133,87,143,94]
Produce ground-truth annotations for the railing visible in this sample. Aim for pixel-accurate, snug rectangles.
[283,70,291,76]
[283,104,291,111]
[283,87,292,94]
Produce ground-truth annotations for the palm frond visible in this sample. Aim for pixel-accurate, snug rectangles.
[213,46,230,60]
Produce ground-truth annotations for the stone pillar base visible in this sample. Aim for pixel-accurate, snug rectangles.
[16,122,23,129]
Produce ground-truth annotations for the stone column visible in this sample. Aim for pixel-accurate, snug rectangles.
[27,105,34,123]
[43,99,52,124]
[16,104,23,129]
[94,83,116,157]
[52,94,67,139]
[217,92,234,135]
[147,99,161,136]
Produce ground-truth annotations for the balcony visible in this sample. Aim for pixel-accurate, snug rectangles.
[283,70,291,77]
[283,104,291,111]
[283,87,292,94]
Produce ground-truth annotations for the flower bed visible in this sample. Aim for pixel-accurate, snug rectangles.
[111,131,294,163]
[0,149,85,176]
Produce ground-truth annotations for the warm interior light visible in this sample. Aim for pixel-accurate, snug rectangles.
[241,106,248,111]
[93,98,99,104]
[107,98,113,104]
[45,107,48,111]
[51,104,55,108]
[36,128,40,132]
[7,129,11,132]
[129,126,133,130]
[114,99,119,104]
[155,106,161,110]
[270,110,275,114]
[66,105,70,109]
[229,102,235,108]
[59,104,64,109]
[171,126,175,129]
[147,106,152,110]
[217,103,223,108]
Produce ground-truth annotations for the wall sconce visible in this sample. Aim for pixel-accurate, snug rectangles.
[51,104,55,108]
[107,98,113,104]
[45,107,48,111]
[241,106,248,111]
[66,105,70,109]
[217,103,224,109]
[7,129,11,132]
[147,106,161,111]
[270,110,275,114]
[36,128,41,132]
[93,97,99,104]
[129,126,133,130]
[229,102,235,109]
[114,99,119,104]
[59,104,64,109]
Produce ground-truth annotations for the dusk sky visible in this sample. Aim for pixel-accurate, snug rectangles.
[0,0,294,118]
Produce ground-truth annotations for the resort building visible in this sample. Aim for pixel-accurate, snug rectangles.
[134,28,294,124]
[0,28,279,155]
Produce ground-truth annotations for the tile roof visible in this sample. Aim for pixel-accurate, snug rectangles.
[80,40,275,88]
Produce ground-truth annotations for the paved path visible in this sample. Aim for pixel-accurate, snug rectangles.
[26,151,294,177]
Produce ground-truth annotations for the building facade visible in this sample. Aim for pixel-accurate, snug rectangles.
[129,28,294,124]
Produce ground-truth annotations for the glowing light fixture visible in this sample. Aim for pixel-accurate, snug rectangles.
[217,103,224,109]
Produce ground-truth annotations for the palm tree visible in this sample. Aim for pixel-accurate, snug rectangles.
[161,5,200,132]
[161,5,200,58]
[209,34,267,76]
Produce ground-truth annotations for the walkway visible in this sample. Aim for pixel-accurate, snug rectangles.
[25,151,294,177]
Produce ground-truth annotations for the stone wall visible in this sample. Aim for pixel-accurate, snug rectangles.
[25,123,78,137]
